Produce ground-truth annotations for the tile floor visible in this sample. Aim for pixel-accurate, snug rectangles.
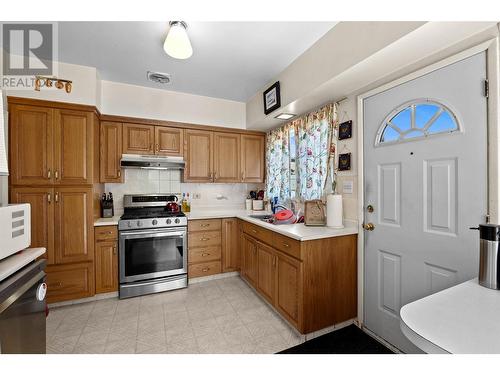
[46,276,305,354]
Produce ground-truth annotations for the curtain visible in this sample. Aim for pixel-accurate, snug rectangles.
[265,123,294,201]
[297,103,338,200]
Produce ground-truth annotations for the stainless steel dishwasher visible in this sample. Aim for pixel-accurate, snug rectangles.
[0,259,47,354]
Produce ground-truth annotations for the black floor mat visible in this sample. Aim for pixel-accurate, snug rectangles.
[278,324,395,354]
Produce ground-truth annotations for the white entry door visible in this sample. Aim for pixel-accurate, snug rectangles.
[363,52,488,353]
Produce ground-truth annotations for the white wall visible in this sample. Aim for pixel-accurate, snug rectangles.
[101,80,246,129]
[5,60,99,106]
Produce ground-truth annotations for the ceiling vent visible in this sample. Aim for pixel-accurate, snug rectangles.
[147,71,171,84]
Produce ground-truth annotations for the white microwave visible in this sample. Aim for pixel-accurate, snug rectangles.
[0,204,31,261]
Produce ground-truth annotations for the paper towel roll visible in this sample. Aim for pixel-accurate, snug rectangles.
[326,194,344,228]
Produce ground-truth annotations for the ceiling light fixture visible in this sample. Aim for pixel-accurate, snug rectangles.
[275,113,296,120]
[163,21,193,60]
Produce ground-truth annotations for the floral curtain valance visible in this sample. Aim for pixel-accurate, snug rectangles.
[265,103,338,202]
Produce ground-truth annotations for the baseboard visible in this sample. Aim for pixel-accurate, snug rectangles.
[189,271,240,284]
[360,325,401,353]
[48,291,118,308]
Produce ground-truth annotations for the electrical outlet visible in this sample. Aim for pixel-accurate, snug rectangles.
[192,193,201,199]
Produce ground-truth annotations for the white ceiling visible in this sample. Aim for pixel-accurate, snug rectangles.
[58,22,336,102]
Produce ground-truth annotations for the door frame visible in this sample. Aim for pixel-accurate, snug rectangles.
[356,37,499,326]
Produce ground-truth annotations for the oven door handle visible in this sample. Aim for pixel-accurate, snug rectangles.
[119,230,186,238]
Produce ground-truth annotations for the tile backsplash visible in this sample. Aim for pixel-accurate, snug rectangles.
[105,169,264,216]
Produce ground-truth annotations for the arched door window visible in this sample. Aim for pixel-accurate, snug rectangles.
[376,100,460,146]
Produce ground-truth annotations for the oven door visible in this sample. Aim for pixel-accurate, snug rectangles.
[119,227,187,283]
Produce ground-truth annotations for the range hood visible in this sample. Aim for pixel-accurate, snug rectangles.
[120,154,185,170]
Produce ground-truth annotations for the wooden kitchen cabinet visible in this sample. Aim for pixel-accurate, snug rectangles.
[184,129,214,182]
[54,109,94,185]
[241,134,265,183]
[94,226,118,294]
[257,242,276,305]
[54,187,94,264]
[46,262,95,304]
[214,132,240,183]
[122,123,155,155]
[221,218,240,272]
[9,103,95,186]
[100,121,123,183]
[10,186,55,265]
[242,234,258,287]
[275,251,302,328]
[9,104,54,186]
[188,219,223,279]
[155,126,183,156]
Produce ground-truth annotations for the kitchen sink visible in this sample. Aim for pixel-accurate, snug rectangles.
[248,214,274,220]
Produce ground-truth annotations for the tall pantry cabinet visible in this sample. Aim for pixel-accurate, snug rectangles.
[8,97,102,303]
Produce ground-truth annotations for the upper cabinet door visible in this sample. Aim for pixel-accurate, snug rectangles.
[54,109,93,185]
[54,187,94,264]
[184,129,213,182]
[9,104,54,185]
[122,123,154,155]
[155,126,183,156]
[213,132,240,183]
[241,134,265,183]
[10,186,55,265]
[100,121,123,183]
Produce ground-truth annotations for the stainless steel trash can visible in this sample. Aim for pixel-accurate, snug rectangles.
[472,224,500,290]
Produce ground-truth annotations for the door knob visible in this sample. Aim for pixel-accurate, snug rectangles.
[366,204,374,213]
[363,222,375,231]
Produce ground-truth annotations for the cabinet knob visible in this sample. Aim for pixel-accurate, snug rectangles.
[200,224,210,227]
[47,193,51,204]
[55,192,59,203]
[201,253,209,257]
[117,170,121,177]
[113,246,117,255]
[201,237,209,241]
[54,170,59,180]
[202,268,209,272]
[282,243,290,248]
[47,169,51,179]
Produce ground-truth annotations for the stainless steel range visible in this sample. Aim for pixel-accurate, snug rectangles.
[118,194,188,299]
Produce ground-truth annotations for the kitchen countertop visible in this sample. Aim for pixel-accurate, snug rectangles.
[186,209,358,241]
[93,209,358,241]
[0,247,46,282]
[400,278,500,353]
[94,216,121,227]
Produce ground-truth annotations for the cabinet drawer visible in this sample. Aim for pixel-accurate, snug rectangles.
[272,232,302,260]
[189,246,221,264]
[188,219,222,232]
[46,262,94,303]
[189,230,221,248]
[95,225,118,241]
[243,222,273,246]
[188,261,222,278]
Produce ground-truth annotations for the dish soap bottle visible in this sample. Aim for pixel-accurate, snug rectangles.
[181,193,188,212]
[185,193,191,213]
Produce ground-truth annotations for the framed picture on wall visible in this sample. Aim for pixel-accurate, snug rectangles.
[338,120,353,140]
[263,81,281,115]
[338,153,351,171]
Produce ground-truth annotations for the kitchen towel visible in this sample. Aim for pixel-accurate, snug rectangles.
[326,194,344,228]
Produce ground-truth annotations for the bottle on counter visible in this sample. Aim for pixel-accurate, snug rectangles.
[181,193,188,212]
[185,193,191,213]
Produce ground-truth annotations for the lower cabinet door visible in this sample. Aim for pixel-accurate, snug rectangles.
[54,187,94,264]
[275,252,303,330]
[46,262,95,303]
[242,234,258,287]
[257,243,276,304]
[222,218,240,272]
[95,241,118,293]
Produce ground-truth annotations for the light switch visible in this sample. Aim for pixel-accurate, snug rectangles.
[342,180,354,194]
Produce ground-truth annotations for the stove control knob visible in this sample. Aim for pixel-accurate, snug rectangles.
[166,219,172,225]
[152,219,158,225]
[175,218,180,224]
[127,221,132,228]
[137,221,143,227]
